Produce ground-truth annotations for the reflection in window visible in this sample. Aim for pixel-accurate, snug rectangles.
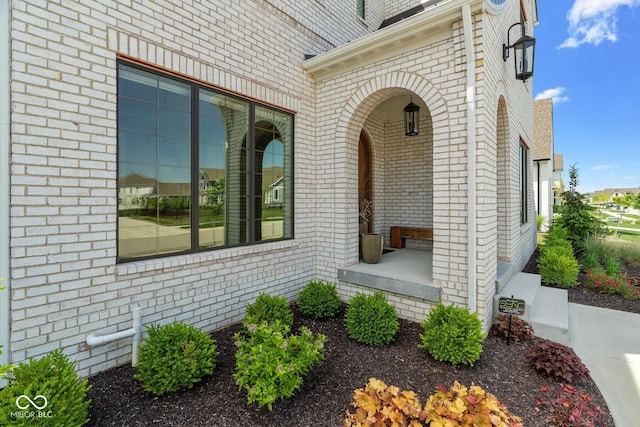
[520,141,529,224]
[117,63,294,261]
[117,66,191,258]
[357,0,365,19]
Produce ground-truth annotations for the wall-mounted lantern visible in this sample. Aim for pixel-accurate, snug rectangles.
[503,22,536,81]
[403,97,420,136]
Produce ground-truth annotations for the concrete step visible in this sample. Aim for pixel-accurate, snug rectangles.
[494,272,540,321]
[496,261,515,294]
[494,271,569,345]
[530,286,569,345]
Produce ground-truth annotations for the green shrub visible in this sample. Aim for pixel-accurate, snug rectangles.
[245,293,293,330]
[0,278,12,379]
[538,246,579,287]
[604,253,621,276]
[345,292,399,346]
[581,250,600,271]
[582,233,619,273]
[135,322,218,395]
[543,223,570,248]
[297,280,341,319]
[234,320,326,410]
[0,349,91,427]
[419,303,485,366]
[541,224,573,256]
[537,214,545,231]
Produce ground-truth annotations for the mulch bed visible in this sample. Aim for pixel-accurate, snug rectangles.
[86,248,637,426]
[523,247,640,315]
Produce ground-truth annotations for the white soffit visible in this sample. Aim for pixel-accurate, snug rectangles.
[303,0,482,79]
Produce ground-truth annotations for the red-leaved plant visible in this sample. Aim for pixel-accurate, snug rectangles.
[525,339,590,384]
[584,268,640,300]
[536,384,608,427]
[491,315,535,343]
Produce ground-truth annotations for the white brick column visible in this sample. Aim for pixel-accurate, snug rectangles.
[0,0,11,373]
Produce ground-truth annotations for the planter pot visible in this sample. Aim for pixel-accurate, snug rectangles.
[361,233,383,264]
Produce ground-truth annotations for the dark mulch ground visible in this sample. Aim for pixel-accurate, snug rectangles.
[523,247,640,315]
[86,248,638,427]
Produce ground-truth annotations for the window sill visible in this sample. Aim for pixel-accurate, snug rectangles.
[116,239,299,276]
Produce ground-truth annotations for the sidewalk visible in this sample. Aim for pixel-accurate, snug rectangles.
[569,303,640,427]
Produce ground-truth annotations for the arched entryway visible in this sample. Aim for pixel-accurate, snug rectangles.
[496,96,510,262]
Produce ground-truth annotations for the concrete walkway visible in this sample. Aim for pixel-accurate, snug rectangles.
[569,303,640,427]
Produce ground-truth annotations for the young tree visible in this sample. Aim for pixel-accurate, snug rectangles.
[555,164,603,254]
[613,193,636,212]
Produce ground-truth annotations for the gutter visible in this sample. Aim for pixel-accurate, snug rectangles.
[303,0,482,77]
[462,4,477,313]
[0,0,11,377]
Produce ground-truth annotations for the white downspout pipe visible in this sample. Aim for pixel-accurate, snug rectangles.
[86,307,142,366]
[462,4,477,313]
[0,0,12,384]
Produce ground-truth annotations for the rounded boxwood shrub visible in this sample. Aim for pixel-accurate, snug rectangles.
[135,321,218,395]
[419,303,485,366]
[297,280,341,319]
[538,245,579,287]
[246,293,293,329]
[0,349,91,426]
[345,292,399,345]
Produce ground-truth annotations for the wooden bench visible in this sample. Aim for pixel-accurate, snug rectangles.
[390,226,433,249]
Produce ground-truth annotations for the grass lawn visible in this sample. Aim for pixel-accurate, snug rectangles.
[608,229,640,245]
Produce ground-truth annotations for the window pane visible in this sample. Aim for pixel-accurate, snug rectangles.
[357,0,365,18]
[118,65,191,259]
[520,144,528,224]
[208,93,250,246]
[255,106,293,241]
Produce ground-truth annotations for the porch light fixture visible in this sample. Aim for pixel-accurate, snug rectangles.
[403,97,420,136]
[503,22,536,81]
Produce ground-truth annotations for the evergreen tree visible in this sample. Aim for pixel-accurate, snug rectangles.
[555,164,603,255]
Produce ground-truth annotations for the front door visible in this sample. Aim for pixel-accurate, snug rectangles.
[359,132,373,233]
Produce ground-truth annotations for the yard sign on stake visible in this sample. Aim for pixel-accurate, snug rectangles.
[498,296,525,345]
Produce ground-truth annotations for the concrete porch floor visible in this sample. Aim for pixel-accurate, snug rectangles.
[338,248,440,301]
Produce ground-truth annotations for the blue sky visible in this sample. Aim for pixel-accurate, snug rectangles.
[533,0,640,193]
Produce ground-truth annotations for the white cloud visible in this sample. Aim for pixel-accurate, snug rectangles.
[534,87,570,104]
[591,164,612,171]
[624,175,636,180]
[560,0,640,48]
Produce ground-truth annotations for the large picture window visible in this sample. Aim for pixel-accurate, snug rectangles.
[117,63,293,261]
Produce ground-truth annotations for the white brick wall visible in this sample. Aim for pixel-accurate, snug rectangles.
[6,0,537,375]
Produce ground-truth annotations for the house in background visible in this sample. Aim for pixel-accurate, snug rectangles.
[533,98,563,230]
[590,188,640,211]
[553,154,564,206]
[0,0,539,377]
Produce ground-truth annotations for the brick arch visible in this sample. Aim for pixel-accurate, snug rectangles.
[496,94,511,262]
[335,71,449,146]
